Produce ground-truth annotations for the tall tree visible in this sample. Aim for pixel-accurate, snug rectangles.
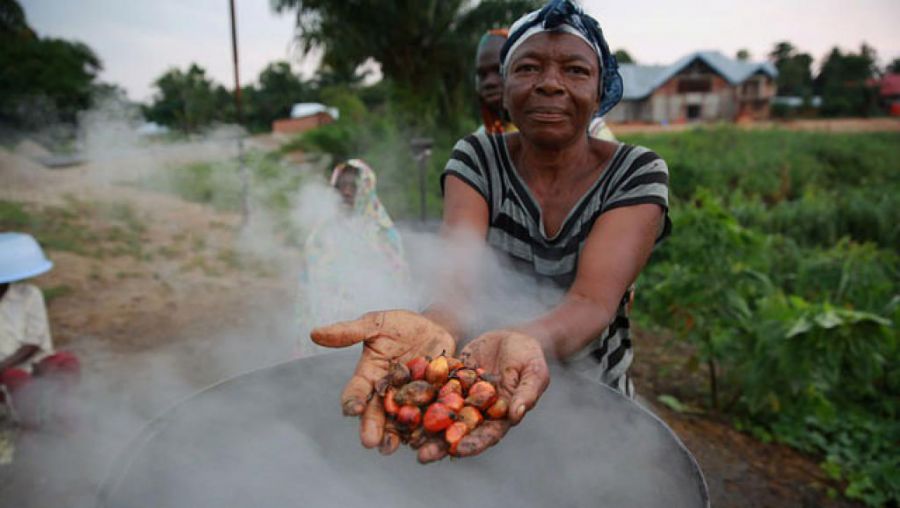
[0,0,102,127]
[142,64,232,133]
[0,0,32,38]
[614,49,634,64]
[768,41,813,97]
[244,61,314,132]
[272,0,540,128]
[769,41,795,63]
[736,49,750,61]
[815,44,880,117]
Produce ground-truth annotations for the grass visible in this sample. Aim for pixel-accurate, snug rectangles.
[618,127,899,506]
[139,149,307,214]
[0,197,148,259]
[42,284,73,303]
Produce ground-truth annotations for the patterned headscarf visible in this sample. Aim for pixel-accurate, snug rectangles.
[500,0,623,116]
[330,159,396,233]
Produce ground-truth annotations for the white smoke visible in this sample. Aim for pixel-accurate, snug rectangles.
[1,99,706,508]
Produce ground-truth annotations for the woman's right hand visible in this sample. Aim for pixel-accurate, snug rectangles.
[310,310,456,450]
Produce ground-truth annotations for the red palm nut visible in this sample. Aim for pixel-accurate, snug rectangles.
[425,356,450,385]
[423,402,457,433]
[439,379,463,398]
[454,368,478,392]
[396,405,422,428]
[486,398,509,420]
[446,357,464,371]
[383,387,399,416]
[438,392,465,413]
[465,381,498,411]
[406,356,429,381]
[394,380,436,406]
[457,406,483,431]
[445,421,469,447]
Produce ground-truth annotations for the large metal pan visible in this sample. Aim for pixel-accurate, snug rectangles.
[99,350,708,508]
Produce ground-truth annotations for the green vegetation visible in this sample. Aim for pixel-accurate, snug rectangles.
[272,0,539,128]
[282,84,470,219]
[621,128,899,506]
[1,0,102,127]
[0,197,147,259]
[139,150,311,241]
[768,41,884,118]
[141,64,234,134]
[41,284,73,302]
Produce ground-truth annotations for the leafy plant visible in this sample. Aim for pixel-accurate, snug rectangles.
[624,129,900,505]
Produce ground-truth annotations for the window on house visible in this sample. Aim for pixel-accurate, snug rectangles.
[678,77,712,93]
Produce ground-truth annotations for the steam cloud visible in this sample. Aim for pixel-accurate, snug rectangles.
[0,101,705,507]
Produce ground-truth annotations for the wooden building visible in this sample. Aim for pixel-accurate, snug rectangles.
[606,51,778,124]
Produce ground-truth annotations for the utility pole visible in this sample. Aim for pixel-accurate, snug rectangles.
[229,0,250,227]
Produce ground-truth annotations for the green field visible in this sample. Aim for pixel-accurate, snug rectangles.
[618,128,899,506]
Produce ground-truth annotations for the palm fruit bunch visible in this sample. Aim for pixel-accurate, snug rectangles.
[375,354,508,457]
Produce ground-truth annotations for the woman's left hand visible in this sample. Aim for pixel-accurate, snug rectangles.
[417,329,550,463]
[310,310,456,450]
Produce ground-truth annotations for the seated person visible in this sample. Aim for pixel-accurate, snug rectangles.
[0,233,80,428]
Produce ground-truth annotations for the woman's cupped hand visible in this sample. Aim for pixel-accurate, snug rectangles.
[311,312,550,464]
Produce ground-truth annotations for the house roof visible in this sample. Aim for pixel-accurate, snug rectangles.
[880,74,900,97]
[620,50,778,100]
[290,102,340,120]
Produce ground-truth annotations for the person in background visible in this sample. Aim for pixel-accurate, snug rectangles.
[475,27,617,141]
[475,29,516,134]
[0,233,80,429]
[328,159,406,274]
[297,159,409,354]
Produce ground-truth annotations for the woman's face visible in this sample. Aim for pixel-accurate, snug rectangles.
[503,32,600,147]
[334,168,358,208]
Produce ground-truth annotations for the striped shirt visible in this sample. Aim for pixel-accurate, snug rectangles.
[441,131,671,396]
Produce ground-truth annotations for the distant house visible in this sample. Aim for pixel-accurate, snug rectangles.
[272,103,340,135]
[605,51,778,124]
[875,74,900,116]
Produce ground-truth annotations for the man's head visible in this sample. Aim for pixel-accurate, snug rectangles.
[475,30,509,114]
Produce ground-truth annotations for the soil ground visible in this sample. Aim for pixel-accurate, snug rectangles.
[2,121,883,507]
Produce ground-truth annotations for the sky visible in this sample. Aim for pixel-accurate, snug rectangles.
[21,0,900,103]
